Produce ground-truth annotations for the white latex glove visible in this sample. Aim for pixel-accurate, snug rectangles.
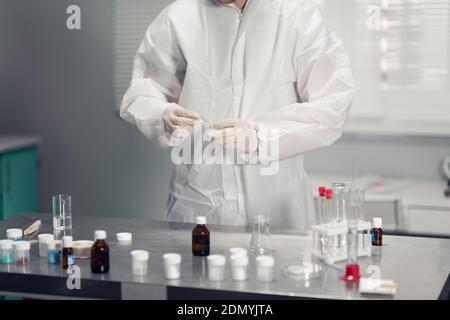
[212,119,259,154]
[162,104,202,134]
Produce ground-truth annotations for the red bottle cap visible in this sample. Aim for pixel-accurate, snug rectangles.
[341,264,361,282]
[318,186,326,197]
[325,189,333,200]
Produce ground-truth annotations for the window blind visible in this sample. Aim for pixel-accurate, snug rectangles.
[316,0,450,127]
[114,0,174,109]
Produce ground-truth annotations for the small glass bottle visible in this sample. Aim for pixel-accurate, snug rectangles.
[91,230,110,273]
[192,217,210,256]
[13,241,31,265]
[48,240,62,264]
[0,240,14,264]
[62,236,74,269]
[38,233,54,257]
[372,217,383,246]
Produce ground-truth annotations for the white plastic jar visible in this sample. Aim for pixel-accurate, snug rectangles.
[256,255,275,282]
[38,234,54,257]
[0,240,14,264]
[229,248,248,257]
[131,250,149,276]
[13,241,31,265]
[163,253,182,280]
[6,229,23,242]
[230,254,249,281]
[207,255,226,282]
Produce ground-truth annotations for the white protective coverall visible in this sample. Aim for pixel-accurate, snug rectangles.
[120,0,355,232]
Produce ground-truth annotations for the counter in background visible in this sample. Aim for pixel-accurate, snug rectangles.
[310,174,450,237]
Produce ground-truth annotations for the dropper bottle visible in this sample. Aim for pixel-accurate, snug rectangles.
[62,236,74,269]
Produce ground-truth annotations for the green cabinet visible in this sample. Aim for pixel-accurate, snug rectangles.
[0,148,38,221]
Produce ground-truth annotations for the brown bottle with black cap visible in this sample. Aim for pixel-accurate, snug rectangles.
[91,230,110,273]
[192,216,210,256]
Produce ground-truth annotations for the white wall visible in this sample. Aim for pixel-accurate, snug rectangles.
[0,0,448,221]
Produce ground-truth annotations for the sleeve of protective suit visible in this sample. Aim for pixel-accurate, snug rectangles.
[120,8,187,147]
[256,1,355,161]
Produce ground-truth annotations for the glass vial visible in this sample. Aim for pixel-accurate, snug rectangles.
[38,234,54,257]
[207,255,226,281]
[91,230,110,273]
[62,236,74,269]
[13,241,31,265]
[131,250,149,276]
[48,240,62,264]
[256,255,275,282]
[163,253,182,280]
[192,216,210,256]
[372,217,383,246]
[0,240,14,264]
[230,254,249,281]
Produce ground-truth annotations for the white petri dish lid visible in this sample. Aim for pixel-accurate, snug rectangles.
[229,248,247,257]
[38,233,54,242]
[0,239,13,249]
[256,255,275,267]
[230,254,249,266]
[6,229,23,239]
[163,253,182,264]
[282,262,324,280]
[131,250,149,261]
[207,254,226,266]
[116,232,132,242]
[13,241,30,251]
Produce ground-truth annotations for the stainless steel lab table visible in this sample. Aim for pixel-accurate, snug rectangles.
[0,214,449,300]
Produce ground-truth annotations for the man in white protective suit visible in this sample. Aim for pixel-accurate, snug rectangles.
[120,0,355,232]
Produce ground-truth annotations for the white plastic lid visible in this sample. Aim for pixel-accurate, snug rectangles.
[230,254,249,266]
[6,229,22,239]
[373,217,383,229]
[163,253,182,265]
[47,240,62,250]
[256,255,275,267]
[116,232,132,242]
[13,241,30,251]
[131,250,149,261]
[229,248,247,257]
[207,254,226,266]
[0,239,13,250]
[196,216,207,225]
[62,236,73,248]
[94,230,107,240]
[38,233,54,242]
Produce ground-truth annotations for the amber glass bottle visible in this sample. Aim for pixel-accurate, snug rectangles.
[91,230,110,273]
[371,218,383,246]
[62,236,74,269]
[192,217,210,256]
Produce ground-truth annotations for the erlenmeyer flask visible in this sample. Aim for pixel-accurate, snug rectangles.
[250,215,273,254]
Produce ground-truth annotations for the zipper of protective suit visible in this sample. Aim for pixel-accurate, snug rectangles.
[229,4,248,225]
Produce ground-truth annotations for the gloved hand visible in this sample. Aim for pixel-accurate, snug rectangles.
[162,104,202,134]
[212,119,259,154]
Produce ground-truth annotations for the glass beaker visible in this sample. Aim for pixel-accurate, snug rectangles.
[52,195,72,231]
[250,215,273,254]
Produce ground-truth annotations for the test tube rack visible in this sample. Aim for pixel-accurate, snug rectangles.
[311,220,372,265]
